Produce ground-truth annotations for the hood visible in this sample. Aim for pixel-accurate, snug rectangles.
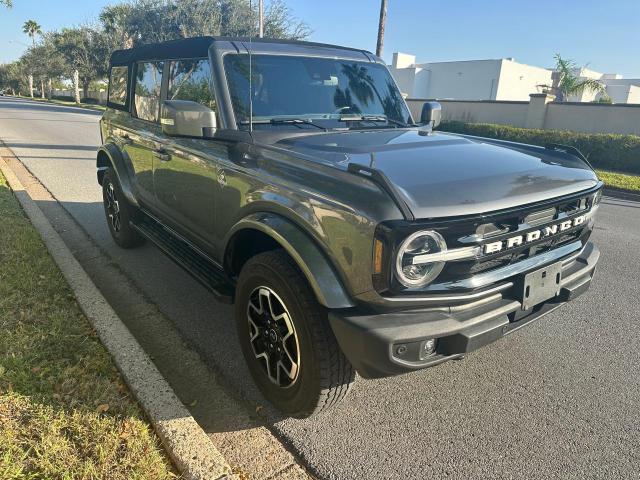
[275,129,599,219]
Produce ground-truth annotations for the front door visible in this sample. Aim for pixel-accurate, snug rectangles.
[152,58,222,254]
[127,60,166,212]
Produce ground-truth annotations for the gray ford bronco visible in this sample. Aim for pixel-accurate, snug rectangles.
[98,36,602,417]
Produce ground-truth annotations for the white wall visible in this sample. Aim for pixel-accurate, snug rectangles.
[52,88,108,103]
[406,96,640,136]
[407,99,529,127]
[544,102,640,135]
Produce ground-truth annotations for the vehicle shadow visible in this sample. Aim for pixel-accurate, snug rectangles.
[30,194,300,432]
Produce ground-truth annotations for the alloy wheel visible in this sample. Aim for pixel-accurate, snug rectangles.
[105,182,121,232]
[247,286,300,388]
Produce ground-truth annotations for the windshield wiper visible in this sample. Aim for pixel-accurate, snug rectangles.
[339,115,410,128]
[239,118,328,131]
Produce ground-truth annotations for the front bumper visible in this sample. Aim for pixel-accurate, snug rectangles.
[329,242,599,378]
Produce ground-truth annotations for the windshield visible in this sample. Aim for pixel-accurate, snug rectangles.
[224,54,413,130]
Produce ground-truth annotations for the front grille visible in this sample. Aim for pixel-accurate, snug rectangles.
[448,227,586,280]
[436,198,594,283]
[377,186,601,295]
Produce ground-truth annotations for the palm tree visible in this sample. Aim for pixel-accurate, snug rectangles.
[23,20,42,46]
[22,20,41,98]
[554,54,606,102]
[1,0,13,9]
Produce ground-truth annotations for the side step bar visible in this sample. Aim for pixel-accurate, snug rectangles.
[131,213,234,304]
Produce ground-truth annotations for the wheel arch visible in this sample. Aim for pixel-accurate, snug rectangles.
[97,143,139,208]
[224,213,354,309]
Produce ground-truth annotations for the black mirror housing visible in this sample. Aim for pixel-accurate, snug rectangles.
[420,101,442,129]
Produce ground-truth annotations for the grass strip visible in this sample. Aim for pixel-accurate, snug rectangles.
[596,169,640,192]
[0,170,175,479]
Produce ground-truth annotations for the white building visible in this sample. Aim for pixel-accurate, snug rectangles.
[389,53,552,101]
[390,52,640,104]
[564,67,640,104]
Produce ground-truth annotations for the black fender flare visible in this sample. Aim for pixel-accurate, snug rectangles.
[97,142,139,208]
[224,212,355,309]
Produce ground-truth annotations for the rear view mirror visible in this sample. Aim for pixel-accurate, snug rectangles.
[161,100,217,138]
[420,101,442,129]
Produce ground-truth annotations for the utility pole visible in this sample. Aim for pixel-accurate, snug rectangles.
[376,0,388,58]
[258,0,264,38]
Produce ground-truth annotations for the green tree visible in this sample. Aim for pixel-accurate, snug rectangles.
[99,3,135,50]
[21,33,66,99]
[23,19,42,46]
[554,54,606,102]
[0,61,27,95]
[99,0,310,47]
[1,0,13,8]
[54,27,110,103]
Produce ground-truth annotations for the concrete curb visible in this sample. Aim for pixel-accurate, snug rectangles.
[0,155,236,480]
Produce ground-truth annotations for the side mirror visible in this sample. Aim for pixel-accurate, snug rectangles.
[161,100,217,138]
[420,101,442,129]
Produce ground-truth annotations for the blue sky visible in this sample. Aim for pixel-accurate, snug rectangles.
[2,0,639,77]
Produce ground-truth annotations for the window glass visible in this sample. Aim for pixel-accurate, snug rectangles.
[134,61,164,122]
[168,59,215,110]
[108,66,128,107]
[224,54,412,128]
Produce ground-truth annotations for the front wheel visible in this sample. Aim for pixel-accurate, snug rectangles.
[102,169,145,249]
[235,250,355,418]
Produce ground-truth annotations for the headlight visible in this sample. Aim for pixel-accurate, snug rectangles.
[395,230,447,287]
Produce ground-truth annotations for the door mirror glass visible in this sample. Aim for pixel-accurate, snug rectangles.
[161,100,217,138]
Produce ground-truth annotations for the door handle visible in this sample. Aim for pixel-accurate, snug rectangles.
[153,148,171,162]
[119,134,133,145]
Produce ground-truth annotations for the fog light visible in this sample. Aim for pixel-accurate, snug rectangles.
[422,338,437,357]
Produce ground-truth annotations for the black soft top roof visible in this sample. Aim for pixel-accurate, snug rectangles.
[109,36,374,66]
[110,36,214,65]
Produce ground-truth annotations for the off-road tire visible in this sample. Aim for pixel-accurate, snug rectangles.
[102,169,145,249]
[235,250,355,418]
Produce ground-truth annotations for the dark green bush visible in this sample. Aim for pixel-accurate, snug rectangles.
[438,121,640,175]
[81,97,102,105]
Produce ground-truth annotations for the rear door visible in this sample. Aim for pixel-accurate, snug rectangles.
[153,58,223,253]
[122,60,166,209]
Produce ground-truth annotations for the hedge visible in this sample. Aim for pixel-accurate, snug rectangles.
[437,121,640,175]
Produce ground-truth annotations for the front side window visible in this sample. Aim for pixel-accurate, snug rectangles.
[224,54,412,129]
[134,61,164,122]
[108,66,128,107]
[168,59,215,111]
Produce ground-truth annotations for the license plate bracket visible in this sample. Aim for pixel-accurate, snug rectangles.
[520,262,563,310]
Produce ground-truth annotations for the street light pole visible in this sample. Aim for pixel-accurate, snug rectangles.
[376,0,388,58]
[259,0,264,38]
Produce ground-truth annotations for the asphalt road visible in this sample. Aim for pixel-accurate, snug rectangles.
[1,96,638,480]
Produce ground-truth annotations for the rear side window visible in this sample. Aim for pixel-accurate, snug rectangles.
[134,61,164,122]
[167,59,215,110]
[108,66,128,107]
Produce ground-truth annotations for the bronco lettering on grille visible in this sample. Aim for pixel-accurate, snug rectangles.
[483,215,586,255]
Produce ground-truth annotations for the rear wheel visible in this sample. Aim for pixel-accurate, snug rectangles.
[235,250,355,418]
[102,169,145,248]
